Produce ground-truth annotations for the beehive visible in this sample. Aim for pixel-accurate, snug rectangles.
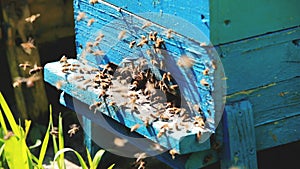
[44,0,300,168]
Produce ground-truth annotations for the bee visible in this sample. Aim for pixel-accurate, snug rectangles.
[113,137,128,147]
[25,75,41,87]
[13,77,24,88]
[93,50,105,56]
[143,117,150,127]
[109,101,116,106]
[86,42,93,48]
[76,12,86,21]
[203,68,210,75]
[21,38,35,55]
[29,64,43,75]
[118,30,127,40]
[151,143,164,152]
[129,40,136,48]
[25,13,40,23]
[200,79,209,87]
[166,29,173,39]
[19,62,31,71]
[160,114,170,122]
[157,128,166,138]
[136,37,148,47]
[50,127,59,137]
[200,42,208,47]
[193,116,205,128]
[175,122,180,131]
[141,21,152,29]
[166,72,172,82]
[89,0,98,4]
[55,81,64,90]
[89,102,102,111]
[169,149,178,159]
[87,18,95,26]
[130,124,140,132]
[95,33,104,41]
[137,160,146,169]
[68,124,80,137]
[71,75,85,81]
[3,131,14,140]
[154,38,165,48]
[211,60,217,70]
[168,84,178,91]
[72,63,80,67]
[62,63,71,67]
[134,152,147,163]
[177,55,195,68]
[59,55,68,63]
[149,31,157,41]
[98,90,107,98]
[61,67,70,73]
[196,131,202,141]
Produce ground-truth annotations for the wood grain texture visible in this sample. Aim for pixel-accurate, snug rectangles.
[221,100,258,169]
[219,26,300,94]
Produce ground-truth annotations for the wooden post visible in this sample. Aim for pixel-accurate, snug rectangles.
[0,0,48,122]
[221,100,258,169]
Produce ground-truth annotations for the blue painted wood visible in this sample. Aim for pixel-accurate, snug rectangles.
[44,60,213,154]
[220,100,258,169]
[219,26,300,94]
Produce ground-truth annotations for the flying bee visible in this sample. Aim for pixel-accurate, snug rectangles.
[68,124,80,137]
[50,127,59,137]
[130,124,140,132]
[177,55,195,68]
[29,64,43,75]
[25,13,40,23]
[113,137,128,147]
[3,131,14,140]
[134,152,147,163]
[118,30,127,40]
[136,38,148,47]
[166,29,173,39]
[155,38,165,48]
[141,21,152,29]
[21,38,35,55]
[76,12,86,21]
[169,149,178,159]
[157,128,166,138]
[59,55,68,63]
[19,62,31,71]
[200,79,209,87]
[129,40,136,48]
[87,18,95,26]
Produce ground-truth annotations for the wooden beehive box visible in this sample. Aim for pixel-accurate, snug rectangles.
[44,0,300,168]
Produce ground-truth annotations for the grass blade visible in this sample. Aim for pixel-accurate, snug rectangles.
[86,148,93,169]
[108,163,115,169]
[58,113,65,169]
[92,149,105,168]
[54,148,88,169]
[0,109,7,134]
[24,120,31,139]
[29,139,42,149]
[0,92,20,136]
[37,124,50,168]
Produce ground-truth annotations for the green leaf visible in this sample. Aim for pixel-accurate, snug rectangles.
[4,136,29,169]
[0,144,5,157]
[49,105,58,154]
[24,120,31,139]
[0,109,7,134]
[0,93,20,136]
[86,148,93,169]
[37,122,51,168]
[54,148,88,169]
[29,139,42,149]
[108,163,115,169]
[58,113,65,169]
[92,149,105,168]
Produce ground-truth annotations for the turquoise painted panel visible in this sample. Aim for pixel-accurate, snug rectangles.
[219,27,300,94]
[210,0,300,44]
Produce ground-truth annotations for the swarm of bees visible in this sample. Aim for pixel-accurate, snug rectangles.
[50,5,217,163]
[13,61,43,88]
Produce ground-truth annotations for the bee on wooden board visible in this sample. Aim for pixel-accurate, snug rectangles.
[118,30,127,40]
[76,12,86,21]
[87,18,95,26]
[130,124,140,132]
[200,78,209,87]
[166,29,173,39]
[177,55,195,68]
[89,0,98,4]
[55,80,65,90]
[141,21,152,29]
[59,55,68,63]
[25,13,40,23]
[129,40,136,48]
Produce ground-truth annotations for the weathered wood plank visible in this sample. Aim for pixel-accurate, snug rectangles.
[226,76,300,127]
[220,100,258,169]
[219,26,300,94]
[255,114,300,151]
